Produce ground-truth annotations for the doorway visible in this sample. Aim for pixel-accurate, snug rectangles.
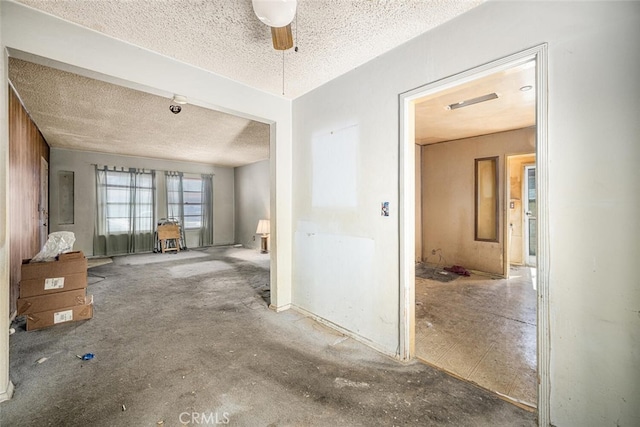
[524,165,537,267]
[398,45,550,419]
[39,157,49,248]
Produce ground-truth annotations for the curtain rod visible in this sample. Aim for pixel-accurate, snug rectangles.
[89,163,215,176]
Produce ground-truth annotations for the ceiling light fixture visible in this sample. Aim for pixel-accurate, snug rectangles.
[519,85,533,92]
[172,95,188,105]
[446,93,499,110]
[252,0,297,50]
[252,0,296,28]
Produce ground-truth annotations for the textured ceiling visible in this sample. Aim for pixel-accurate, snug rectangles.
[17,0,485,99]
[10,0,486,166]
[9,58,270,167]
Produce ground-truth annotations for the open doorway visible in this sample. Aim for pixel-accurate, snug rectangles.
[399,46,549,415]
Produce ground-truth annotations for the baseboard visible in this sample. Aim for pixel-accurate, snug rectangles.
[269,303,291,313]
[290,304,399,360]
[0,381,15,403]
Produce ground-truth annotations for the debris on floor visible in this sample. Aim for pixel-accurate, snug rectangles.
[444,265,471,276]
[415,264,459,283]
[334,377,370,389]
[77,353,95,361]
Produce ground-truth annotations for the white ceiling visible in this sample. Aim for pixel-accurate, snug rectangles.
[9,0,493,166]
[414,61,536,144]
[17,0,485,99]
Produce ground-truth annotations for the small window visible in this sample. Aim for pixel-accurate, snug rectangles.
[475,156,499,242]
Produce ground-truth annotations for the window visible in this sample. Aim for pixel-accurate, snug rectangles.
[104,170,154,233]
[167,177,203,229]
[182,178,203,229]
[165,172,213,246]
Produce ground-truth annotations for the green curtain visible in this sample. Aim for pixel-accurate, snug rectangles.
[199,174,214,247]
[93,166,156,256]
[165,171,184,223]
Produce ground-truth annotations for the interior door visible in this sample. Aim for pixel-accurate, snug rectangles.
[524,164,536,266]
[39,157,49,248]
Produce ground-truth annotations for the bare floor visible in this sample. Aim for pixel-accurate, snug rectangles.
[3,248,536,426]
[415,265,537,407]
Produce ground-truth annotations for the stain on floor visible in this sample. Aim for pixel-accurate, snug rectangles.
[4,247,536,426]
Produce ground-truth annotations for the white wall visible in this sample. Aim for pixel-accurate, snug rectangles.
[234,160,270,250]
[48,148,235,255]
[293,1,640,426]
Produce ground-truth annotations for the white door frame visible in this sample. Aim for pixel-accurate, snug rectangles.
[398,45,550,424]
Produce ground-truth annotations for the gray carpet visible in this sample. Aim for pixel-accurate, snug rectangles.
[4,247,536,426]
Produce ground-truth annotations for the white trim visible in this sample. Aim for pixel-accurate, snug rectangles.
[0,380,14,403]
[0,42,12,406]
[398,45,549,425]
[269,303,291,313]
[534,44,550,427]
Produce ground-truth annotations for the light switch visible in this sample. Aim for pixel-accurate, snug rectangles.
[381,202,389,216]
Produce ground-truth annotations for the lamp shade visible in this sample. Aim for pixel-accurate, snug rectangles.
[256,219,270,235]
[252,0,297,28]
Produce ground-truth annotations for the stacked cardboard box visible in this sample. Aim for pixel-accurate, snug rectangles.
[17,251,94,331]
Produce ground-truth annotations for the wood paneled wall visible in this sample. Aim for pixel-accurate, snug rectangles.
[8,85,50,315]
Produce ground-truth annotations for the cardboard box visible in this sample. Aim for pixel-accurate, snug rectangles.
[58,251,85,261]
[17,289,88,315]
[19,272,87,298]
[20,251,88,298]
[26,297,93,331]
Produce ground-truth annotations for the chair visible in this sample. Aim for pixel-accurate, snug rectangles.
[157,223,181,253]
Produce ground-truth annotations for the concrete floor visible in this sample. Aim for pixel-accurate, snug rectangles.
[415,265,537,407]
[3,247,536,426]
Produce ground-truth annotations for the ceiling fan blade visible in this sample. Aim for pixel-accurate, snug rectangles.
[271,24,293,50]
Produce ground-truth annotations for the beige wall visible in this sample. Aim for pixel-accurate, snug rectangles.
[421,128,535,275]
[415,144,422,262]
[508,154,535,265]
[234,159,270,250]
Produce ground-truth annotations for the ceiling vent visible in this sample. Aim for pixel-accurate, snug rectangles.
[447,93,498,110]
